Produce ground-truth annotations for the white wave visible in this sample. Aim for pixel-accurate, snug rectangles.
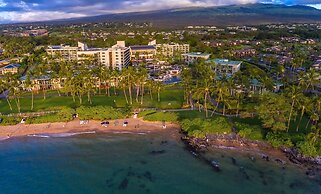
[113,131,135,134]
[0,137,10,141]
[27,134,50,138]
[50,131,96,138]
[112,131,147,135]
[27,131,96,138]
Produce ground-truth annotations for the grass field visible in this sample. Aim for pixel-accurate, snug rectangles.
[0,87,184,114]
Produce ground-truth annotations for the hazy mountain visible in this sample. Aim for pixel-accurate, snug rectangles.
[9,4,321,27]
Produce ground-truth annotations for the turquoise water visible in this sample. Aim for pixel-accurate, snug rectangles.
[0,132,320,194]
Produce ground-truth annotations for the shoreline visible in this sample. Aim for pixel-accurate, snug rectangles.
[0,118,180,140]
[182,134,321,178]
[2,119,320,177]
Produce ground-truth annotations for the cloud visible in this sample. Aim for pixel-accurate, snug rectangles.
[0,0,320,23]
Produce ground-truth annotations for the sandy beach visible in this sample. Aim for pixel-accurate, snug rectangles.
[0,118,181,140]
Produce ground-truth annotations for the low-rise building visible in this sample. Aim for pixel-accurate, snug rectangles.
[20,75,65,91]
[0,64,21,75]
[232,48,256,57]
[182,52,211,64]
[46,43,81,61]
[207,59,241,75]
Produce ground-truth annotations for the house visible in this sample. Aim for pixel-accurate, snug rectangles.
[207,59,241,75]
[312,59,321,71]
[0,64,21,75]
[182,52,211,64]
[232,48,256,57]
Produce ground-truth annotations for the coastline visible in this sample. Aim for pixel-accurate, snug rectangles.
[2,118,320,177]
[0,118,181,140]
[182,134,321,178]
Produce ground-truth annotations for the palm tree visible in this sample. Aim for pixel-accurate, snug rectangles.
[111,69,120,96]
[120,77,129,104]
[3,74,16,111]
[181,68,193,107]
[305,113,319,131]
[296,96,311,132]
[195,80,214,118]
[211,81,229,116]
[139,68,148,105]
[304,70,319,91]
[25,73,35,110]
[5,75,22,113]
[122,67,135,105]
[286,85,302,131]
[84,71,96,104]
[154,81,163,103]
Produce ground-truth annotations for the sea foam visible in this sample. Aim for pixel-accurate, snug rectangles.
[28,131,96,138]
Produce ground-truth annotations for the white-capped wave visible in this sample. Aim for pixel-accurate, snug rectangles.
[27,131,96,138]
[28,134,50,138]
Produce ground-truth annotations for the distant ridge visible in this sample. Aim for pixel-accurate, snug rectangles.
[4,3,321,28]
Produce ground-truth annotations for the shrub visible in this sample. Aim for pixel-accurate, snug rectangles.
[76,106,125,120]
[181,117,232,138]
[138,110,157,118]
[236,122,264,141]
[266,132,294,148]
[143,112,178,122]
[0,116,21,126]
[297,141,317,157]
[26,107,75,124]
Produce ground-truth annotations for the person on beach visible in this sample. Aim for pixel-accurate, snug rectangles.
[162,120,166,129]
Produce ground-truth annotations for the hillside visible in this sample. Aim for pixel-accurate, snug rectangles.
[8,4,321,28]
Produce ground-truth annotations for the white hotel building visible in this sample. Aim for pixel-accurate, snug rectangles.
[46,41,130,70]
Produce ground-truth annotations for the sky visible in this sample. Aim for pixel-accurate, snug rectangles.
[0,0,320,23]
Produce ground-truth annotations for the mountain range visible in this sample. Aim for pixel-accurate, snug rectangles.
[9,4,321,28]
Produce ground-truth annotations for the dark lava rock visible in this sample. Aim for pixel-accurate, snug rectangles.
[118,178,129,190]
[144,171,153,182]
[150,150,166,155]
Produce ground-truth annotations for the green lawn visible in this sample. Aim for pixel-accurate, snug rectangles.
[176,110,207,121]
[0,87,184,114]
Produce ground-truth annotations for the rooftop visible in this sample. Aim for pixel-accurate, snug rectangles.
[2,64,21,69]
[182,52,211,57]
[130,45,156,50]
[20,75,51,81]
[208,59,242,66]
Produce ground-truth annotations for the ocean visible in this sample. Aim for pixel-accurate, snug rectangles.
[0,131,320,194]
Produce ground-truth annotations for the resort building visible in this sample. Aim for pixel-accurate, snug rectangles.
[206,59,242,75]
[20,75,60,91]
[46,41,130,70]
[77,49,101,62]
[0,64,21,75]
[46,42,85,61]
[182,52,211,64]
[99,41,131,70]
[129,45,156,61]
[150,40,189,57]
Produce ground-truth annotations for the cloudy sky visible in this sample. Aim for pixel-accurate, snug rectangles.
[0,0,320,23]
